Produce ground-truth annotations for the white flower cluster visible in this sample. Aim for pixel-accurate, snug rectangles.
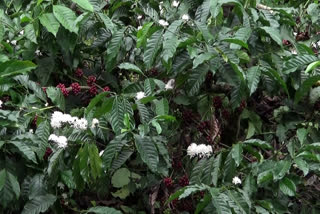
[172,0,179,7]
[0,100,2,108]
[91,118,99,128]
[50,111,88,130]
[49,134,68,148]
[136,91,146,100]
[182,14,190,21]
[165,79,175,90]
[7,40,17,45]
[187,143,213,158]
[232,176,241,185]
[159,19,169,27]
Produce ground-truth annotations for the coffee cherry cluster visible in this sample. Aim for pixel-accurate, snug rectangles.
[197,120,210,132]
[149,67,158,76]
[163,177,173,188]
[57,83,69,97]
[75,68,83,78]
[32,115,38,126]
[43,147,53,160]
[87,75,96,86]
[103,86,110,92]
[89,85,98,96]
[213,96,222,109]
[222,109,230,120]
[236,100,246,113]
[71,82,81,95]
[179,175,189,187]
[282,39,291,46]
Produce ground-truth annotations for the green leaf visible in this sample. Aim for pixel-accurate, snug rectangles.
[226,190,251,214]
[144,78,155,96]
[243,139,272,150]
[231,143,243,167]
[279,177,296,197]
[21,194,56,214]
[87,206,122,214]
[110,97,133,135]
[257,170,273,185]
[193,53,214,69]
[134,135,159,172]
[209,189,232,214]
[136,101,151,124]
[9,141,37,164]
[118,63,144,76]
[46,87,65,111]
[305,61,320,73]
[162,35,179,63]
[285,55,318,74]
[0,170,20,207]
[0,170,5,191]
[144,29,163,70]
[53,5,78,34]
[260,27,282,46]
[230,27,252,49]
[72,0,93,12]
[186,64,209,96]
[295,75,320,103]
[111,168,130,188]
[111,148,134,171]
[223,38,248,49]
[39,13,60,36]
[137,22,153,48]
[178,184,207,200]
[154,98,169,115]
[48,149,63,176]
[247,66,261,95]
[88,144,102,179]
[294,158,309,176]
[106,28,125,71]
[101,135,127,171]
[195,21,213,42]
[25,23,37,44]
[0,60,36,79]
[212,153,222,186]
[272,160,291,180]
[85,91,109,115]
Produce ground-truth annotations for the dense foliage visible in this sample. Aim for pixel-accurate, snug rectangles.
[1,0,320,213]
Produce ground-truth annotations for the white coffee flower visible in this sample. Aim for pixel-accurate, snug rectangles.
[138,26,142,30]
[6,40,10,43]
[11,40,17,45]
[62,193,68,199]
[293,32,297,36]
[91,118,99,128]
[45,102,49,107]
[50,111,65,129]
[0,100,2,108]
[159,19,169,27]
[182,14,190,21]
[232,176,242,185]
[29,129,34,134]
[291,48,297,55]
[99,150,104,156]
[172,0,179,7]
[73,118,88,130]
[48,134,68,148]
[19,30,24,35]
[187,143,213,158]
[136,91,146,100]
[137,15,143,19]
[165,79,175,90]
[57,182,65,190]
[35,49,42,56]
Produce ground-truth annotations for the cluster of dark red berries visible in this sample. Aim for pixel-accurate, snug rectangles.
[182,110,196,125]
[149,68,158,76]
[71,82,81,95]
[221,109,230,120]
[75,68,83,78]
[236,100,247,113]
[89,86,98,96]
[172,158,182,169]
[32,115,38,126]
[296,31,310,41]
[282,39,291,46]
[103,86,110,92]
[213,96,222,109]
[87,75,96,86]
[57,83,69,97]
[179,175,189,187]
[198,120,210,133]
[43,147,53,160]
[163,177,173,188]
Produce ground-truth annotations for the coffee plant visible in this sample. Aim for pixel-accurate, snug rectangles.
[1,0,320,213]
